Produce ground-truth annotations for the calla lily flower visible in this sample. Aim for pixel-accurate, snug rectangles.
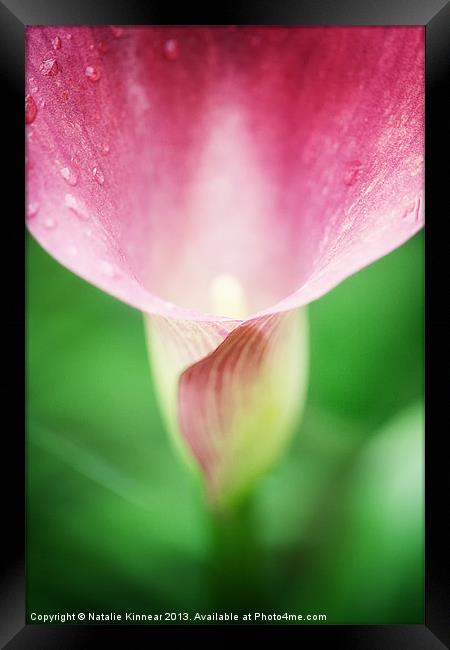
[25,26,424,509]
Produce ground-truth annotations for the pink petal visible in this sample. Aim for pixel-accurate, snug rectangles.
[26,26,423,321]
[178,312,308,505]
[147,310,308,507]
[26,27,424,500]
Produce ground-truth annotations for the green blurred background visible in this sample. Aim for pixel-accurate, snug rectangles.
[26,231,424,624]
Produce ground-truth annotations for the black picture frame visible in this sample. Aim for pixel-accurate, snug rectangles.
[3,0,449,647]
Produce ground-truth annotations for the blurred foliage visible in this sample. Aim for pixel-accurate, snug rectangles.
[26,231,424,623]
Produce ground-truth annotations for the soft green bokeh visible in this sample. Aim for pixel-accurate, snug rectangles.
[26,231,424,623]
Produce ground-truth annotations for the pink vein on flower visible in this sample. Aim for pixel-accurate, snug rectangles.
[25,26,424,505]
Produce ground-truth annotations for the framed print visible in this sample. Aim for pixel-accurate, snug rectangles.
[2,0,448,647]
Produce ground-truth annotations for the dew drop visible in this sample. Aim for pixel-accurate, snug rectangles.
[85,65,101,82]
[100,260,116,278]
[163,38,179,61]
[344,161,362,186]
[39,55,59,77]
[64,193,77,209]
[89,43,95,51]
[65,193,89,221]
[60,166,78,186]
[26,201,39,219]
[25,94,37,124]
[402,195,422,224]
[43,217,57,230]
[92,166,105,185]
[52,36,62,50]
[101,143,110,155]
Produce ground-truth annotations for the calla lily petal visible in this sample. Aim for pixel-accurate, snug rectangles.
[26,26,423,320]
[146,310,308,507]
[26,26,424,505]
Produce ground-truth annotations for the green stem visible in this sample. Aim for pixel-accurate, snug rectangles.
[209,495,266,612]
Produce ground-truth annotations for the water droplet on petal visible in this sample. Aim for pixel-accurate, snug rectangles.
[26,201,39,219]
[52,36,62,50]
[344,160,362,186]
[89,43,95,51]
[43,217,57,230]
[60,166,78,186]
[101,143,110,155]
[65,193,77,209]
[25,95,37,124]
[65,193,89,221]
[100,260,116,278]
[39,55,59,76]
[402,195,422,224]
[85,65,101,82]
[92,166,105,185]
[163,38,179,61]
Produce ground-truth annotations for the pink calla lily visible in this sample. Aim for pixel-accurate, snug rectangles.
[26,26,424,508]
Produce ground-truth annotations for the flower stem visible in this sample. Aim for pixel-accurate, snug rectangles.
[209,494,266,612]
